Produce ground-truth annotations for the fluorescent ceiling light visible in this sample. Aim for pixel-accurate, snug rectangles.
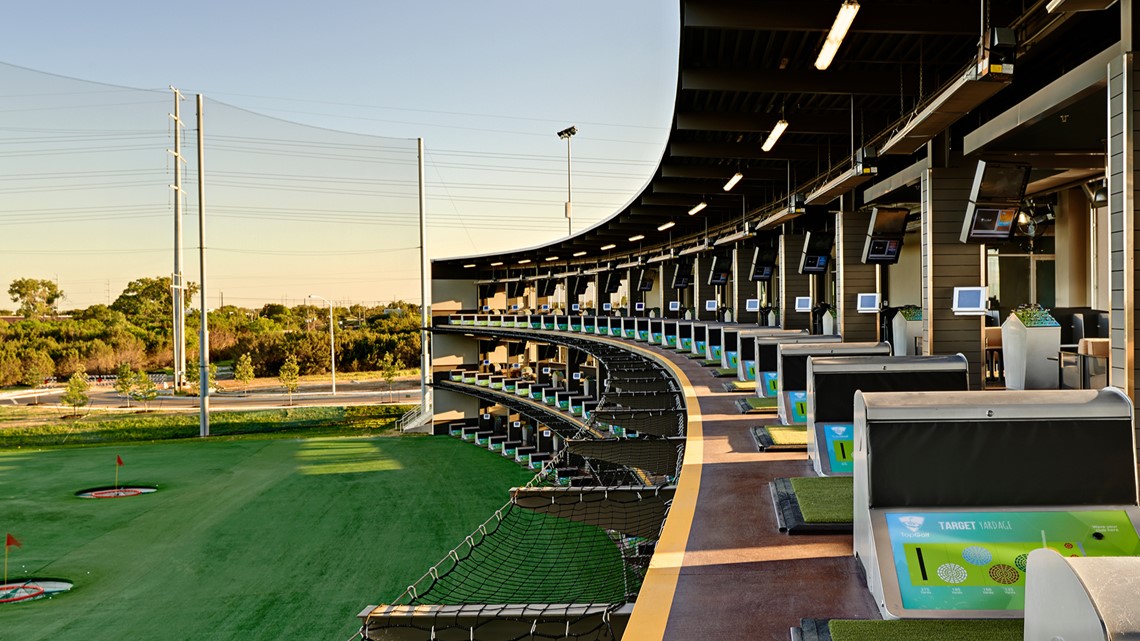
[518,259,531,264]
[628,234,645,242]
[761,119,789,152]
[815,0,860,70]
[573,250,587,257]
[600,243,616,251]
[688,201,707,215]
[463,263,476,268]
[489,261,503,266]
[545,256,559,261]
[723,172,744,192]
[657,221,676,231]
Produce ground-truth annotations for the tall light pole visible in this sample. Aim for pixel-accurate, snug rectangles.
[307,294,336,395]
[557,125,577,236]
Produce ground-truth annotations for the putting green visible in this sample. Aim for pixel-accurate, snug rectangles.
[829,618,1023,641]
[0,435,533,641]
[789,476,853,523]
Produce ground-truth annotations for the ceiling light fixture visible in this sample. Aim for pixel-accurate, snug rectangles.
[463,264,476,268]
[628,234,645,242]
[688,201,707,215]
[545,256,559,261]
[723,172,744,192]
[815,0,860,70]
[657,221,676,231]
[518,259,531,264]
[573,250,587,257]
[600,243,616,251]
[490,261,503,267]
[761,119,789,152]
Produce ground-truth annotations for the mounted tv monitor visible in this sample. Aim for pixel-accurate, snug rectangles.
[794,296,812,312]
[856,293,880,313]
[540,303,550,311]
[480,305,490,312]
[637,268,656,292]
[951,286,988,315]
[635,302,645,311]
[706,255,731,286]
[799,231,833,274]
[705,300,718,312]
[745,299,760,313]
[961,205,1019,243]
[869,207,909,235]
[671,262,693,289]
[602,302,612,311]
[603,272,622,294]
[507,281,525,299]
[510,304,519,311]
[668,301,681,312]
[862,237,903,264]
[572,276,590,296]
[538,279,558,298]
[972,160,1031,204]
[750,247,777,281]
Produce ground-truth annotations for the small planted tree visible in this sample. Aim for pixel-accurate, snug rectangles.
[131,370,158,411]
[186,360,218,396]
[233,353,255,392]
[279,354,300,406]
[19,350,55,405]
[61,369,90,417]
[379,352,399,402]
[114,362,137,408]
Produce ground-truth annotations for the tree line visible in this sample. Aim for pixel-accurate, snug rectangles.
[0,276,421,387]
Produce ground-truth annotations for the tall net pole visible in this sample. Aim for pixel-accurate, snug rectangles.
[418,138,430,413]
[171,88,186,391]
[197,94,209,437]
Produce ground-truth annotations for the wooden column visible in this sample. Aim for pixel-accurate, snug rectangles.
[836,206,877,341]
[780,232,811,331]
[1107,53,1137,399]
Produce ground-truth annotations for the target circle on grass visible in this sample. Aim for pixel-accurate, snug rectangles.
[75,486,157,499]
[0,580,73,604]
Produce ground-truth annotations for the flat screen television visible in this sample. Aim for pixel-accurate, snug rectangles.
[637,268,656,292]
[959,161,1031,243]
[571,303,580,312]
[856,293,880,313]
[707,255,731,286]
[635,302,645,311]
[480,305,490,312]
[795,296,812,312]
[745,299,760,312]
[540,303,550,311]
[799,231,833,274]
[538,279,557,298]
[869,207,910,235]
[668,301,681,312]
[951,286,988,315]
[602,302,612,311]
[507,281,525,299]
[705,300,718,312]
[571,276,590,295]
[510,304,519,311]
[862,237,903,264]
[602,272,622,294]
[671,262,693,289]
[750,247,777,281]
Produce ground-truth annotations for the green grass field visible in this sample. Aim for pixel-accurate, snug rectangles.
[0,435,533,641]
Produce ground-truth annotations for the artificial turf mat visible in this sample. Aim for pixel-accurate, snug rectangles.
[713,368,738,377]
[789,476,854,523]
[700,359,722,367]
[770,478,853,534]
[0,435,534,641]
[750,424,807,451]
[741,396,778,411]
[722,380,756,392]
[827,618,1024,641]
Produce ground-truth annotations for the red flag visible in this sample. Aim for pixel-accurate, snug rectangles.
[116,455,124,467]
[5,533,20,549]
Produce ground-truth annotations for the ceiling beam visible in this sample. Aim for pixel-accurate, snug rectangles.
[682,68,918,96]
[682,0,980,35]
[659,164,786,180]
[675,111,854,135]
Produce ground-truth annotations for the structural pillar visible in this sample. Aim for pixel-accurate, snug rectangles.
[836,203,877,341]
[779,232,811,331]
[1107,52,1137,399]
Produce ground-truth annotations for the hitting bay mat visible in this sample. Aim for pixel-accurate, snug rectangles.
[750,425,806,451]
[770,477,853,534]
[796,618,1023,641]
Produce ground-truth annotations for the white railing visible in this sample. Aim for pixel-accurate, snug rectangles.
[397,402,433,432]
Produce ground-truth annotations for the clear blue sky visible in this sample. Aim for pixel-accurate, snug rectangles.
[0,1,678,310]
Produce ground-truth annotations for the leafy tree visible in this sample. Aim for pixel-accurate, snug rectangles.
[379,352,400,402]
[61,369,90,417]
[278,354,300,406]
[114,362,138,408]
[111,276,198,330]
[233,353,255,390]
[19,350,55,404]
[186,359,218,396]
[130,370,158,411]
[8,278,63,319]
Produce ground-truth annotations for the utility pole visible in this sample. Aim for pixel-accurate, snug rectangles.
[418,138,431,412]
[196,94,209,437]
[557,126,577,236]
[170,87,187,392]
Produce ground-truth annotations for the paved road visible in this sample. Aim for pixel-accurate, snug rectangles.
[1,381,423,412]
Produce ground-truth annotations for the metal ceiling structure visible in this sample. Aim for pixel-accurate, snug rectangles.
[435,0,1121,279]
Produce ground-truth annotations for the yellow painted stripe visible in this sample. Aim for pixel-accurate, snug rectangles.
[603,338,703,640]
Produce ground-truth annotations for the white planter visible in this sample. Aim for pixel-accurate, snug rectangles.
[1001,314,1060,390]
[891,316,923,355]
